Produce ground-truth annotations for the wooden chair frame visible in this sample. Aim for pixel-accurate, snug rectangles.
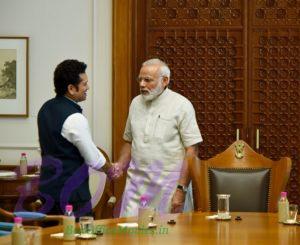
[189,140,292,212]
[93,147,116,219]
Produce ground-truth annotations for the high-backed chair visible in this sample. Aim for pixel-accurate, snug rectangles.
[189,140,291,212]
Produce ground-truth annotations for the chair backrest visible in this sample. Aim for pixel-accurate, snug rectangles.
[189,140,292,212]
[97,147,110,164]
[92,147,115,219]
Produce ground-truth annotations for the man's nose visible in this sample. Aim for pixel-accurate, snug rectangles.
[139,80,146,87]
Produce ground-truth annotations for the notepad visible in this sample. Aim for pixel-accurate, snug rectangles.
[117,222,157,228]
[50,233,80,239]
[117,222,138,228]
[0,171,16,177]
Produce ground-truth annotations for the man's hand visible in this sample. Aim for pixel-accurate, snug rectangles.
[170,188,186,213]
[107,162,123,180]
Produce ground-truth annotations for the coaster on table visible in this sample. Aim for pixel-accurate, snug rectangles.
[205,215,218,220]
[216,215,232,221]
[77,234,97,239]
[50,233,79,239]
[148,222,157,228]
[282,220,299,225]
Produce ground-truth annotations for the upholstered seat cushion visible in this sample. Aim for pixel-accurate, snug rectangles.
[0,230,10,236]
[209,168,270,212]
[0,222,14,231]
[13,211,46,220]
[0,221,13,237]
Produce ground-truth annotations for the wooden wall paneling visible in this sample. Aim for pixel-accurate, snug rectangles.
[249,0,300,205]
[132,0,148,97]
[141,0,247,159]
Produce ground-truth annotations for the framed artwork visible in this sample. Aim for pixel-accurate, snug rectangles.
[0,37,29,117]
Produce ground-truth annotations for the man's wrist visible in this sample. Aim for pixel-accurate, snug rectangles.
[118,160,129,170]
[101,162,112,173]
[176,184,188,193]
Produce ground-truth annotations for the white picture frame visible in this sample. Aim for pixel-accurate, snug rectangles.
[0,37,29,117]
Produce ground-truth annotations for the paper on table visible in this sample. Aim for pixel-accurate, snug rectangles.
[50,233,80,239]
[117,222,157,228]
[205,215,218,219]
[117,222,138,228]
[22,174,39,178]
[0,171,16,177]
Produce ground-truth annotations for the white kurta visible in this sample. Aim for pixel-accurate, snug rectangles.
[120,88,202,217]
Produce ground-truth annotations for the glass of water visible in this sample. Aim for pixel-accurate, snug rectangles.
[286,204,298,223]
[79,216,94,235]
[217,194,231,219]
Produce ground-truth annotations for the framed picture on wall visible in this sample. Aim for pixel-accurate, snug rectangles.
[0,37,29,117]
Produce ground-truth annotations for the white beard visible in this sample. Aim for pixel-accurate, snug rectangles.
[141,81,164,102]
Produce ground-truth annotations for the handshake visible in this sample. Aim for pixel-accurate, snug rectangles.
[106,162,123,180]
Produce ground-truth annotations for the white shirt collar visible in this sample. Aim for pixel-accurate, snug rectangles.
[64,95,78,104]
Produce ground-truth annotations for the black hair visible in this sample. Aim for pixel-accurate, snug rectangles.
[54,59,87,96]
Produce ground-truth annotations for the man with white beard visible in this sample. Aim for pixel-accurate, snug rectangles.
[116,58,202,216]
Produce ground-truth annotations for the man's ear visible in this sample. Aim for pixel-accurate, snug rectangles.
[67,84,76,95]
[162,76,169,87]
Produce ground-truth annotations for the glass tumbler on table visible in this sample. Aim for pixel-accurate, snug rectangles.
[217,194,231,219]
[79,216,94,235]
[286,204,298,224]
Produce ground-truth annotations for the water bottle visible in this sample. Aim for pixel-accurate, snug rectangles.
[12,217,26,245]
[138,195,155,229]
[278,191,289,223]
[63,204,75,240]
[19,153,27,176]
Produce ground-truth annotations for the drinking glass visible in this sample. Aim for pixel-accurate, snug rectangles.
[286,204,298,223]
[79,216,94,235]
[138,207,155,229]
[25,226,41,245]
[217,194,230,219]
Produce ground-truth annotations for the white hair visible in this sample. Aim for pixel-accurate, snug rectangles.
[142,58,171,78]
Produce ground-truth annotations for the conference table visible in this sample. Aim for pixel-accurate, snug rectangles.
[0,212,299,244]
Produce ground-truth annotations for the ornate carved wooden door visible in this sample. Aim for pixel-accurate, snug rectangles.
[118,0,300,206]
[249,1,300,205]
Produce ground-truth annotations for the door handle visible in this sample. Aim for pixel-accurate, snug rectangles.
[236,128,240,141]
[256,129,260,150]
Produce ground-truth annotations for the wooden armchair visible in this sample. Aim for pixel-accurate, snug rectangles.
[189,140,291,212]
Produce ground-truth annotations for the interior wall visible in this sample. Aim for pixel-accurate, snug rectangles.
[0,0,112,205]
[0,0,112,163]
